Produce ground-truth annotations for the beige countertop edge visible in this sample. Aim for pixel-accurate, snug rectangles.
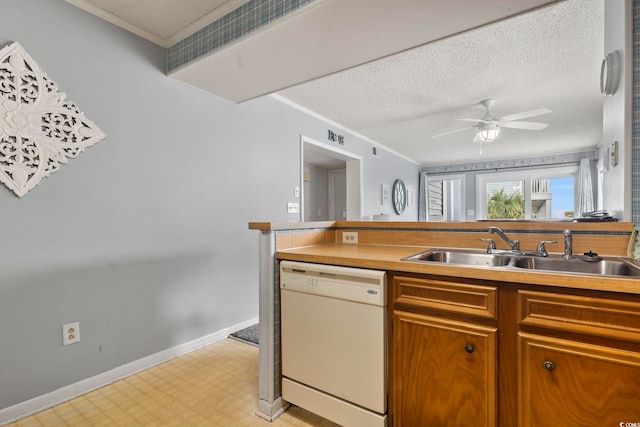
[276,243,640,296]
[250,221,634,232]
[249,221,335,231]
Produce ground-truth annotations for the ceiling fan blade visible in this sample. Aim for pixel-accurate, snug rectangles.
[456,118,485,123]
[500,107,551,122]
[432,125,476,138]
[500,121,549,130]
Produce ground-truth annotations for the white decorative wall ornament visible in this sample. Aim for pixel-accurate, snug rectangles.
[0,42,106,197]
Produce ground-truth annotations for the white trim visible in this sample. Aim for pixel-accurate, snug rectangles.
[64,0,252,48]
[64,0,167,46]
[256,397,289,422]
[0,317,258,425]
[273,94,419,166]
[301,135,363,221]
[425,173,466,222]
[623,0,633,222]
[596,157,605,211]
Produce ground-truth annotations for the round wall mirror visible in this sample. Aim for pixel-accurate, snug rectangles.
[392,179,407,214]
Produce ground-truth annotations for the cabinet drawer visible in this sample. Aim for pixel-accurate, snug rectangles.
[393,276,497,320]
[518,290,640,343]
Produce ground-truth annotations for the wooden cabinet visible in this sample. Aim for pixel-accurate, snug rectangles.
[392,311,497,426]
[517,290,640,426]
[519,333,640,426]
[390,275,498,427]
[390,274,640,427]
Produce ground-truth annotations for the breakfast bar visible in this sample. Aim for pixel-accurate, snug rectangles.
[250,220,640,425]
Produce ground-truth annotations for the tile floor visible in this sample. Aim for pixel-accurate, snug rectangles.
[6,339,339,426]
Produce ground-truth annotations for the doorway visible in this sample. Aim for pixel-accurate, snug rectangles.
[301,135,362,221]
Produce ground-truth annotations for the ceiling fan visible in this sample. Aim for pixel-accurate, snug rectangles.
[434,99,551,143]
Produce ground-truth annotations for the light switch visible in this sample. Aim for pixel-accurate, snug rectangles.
[288,203,300,214]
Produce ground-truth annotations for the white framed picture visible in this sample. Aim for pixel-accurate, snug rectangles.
[382,184,390,206]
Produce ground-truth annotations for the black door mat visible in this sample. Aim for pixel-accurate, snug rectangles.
[229,324,259,347]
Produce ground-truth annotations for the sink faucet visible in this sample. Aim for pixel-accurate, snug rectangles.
[479,238,496,253]
[563,229,572,259]
[488,226,520,251]
[535,240,557,257]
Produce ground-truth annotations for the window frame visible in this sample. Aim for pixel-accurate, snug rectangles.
[475,166,578,220]
[425,173,465,222]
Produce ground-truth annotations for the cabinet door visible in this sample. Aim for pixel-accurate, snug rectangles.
[391,311,497,427]
[519,333,640,426]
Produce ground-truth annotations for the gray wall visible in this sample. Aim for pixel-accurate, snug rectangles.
[366,150,420,221]
[331,169,348,220]
[0,0,419,410]
[303,163,329,221]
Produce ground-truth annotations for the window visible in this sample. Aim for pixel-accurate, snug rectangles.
[426,174,464,221]
[476,166,577,220]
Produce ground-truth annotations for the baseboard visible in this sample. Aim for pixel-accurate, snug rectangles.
[256,397,289,421]
[0,316,258,426]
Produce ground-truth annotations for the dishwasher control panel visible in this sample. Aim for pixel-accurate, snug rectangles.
[280,261,386,306]
[281,275,321,293]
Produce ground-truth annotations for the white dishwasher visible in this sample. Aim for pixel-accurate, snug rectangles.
[279,261,387,427]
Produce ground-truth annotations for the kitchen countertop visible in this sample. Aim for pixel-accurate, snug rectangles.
[277,243,640,295]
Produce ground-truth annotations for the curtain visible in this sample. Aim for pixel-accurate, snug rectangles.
[418,172,426,221]
[575,158,594,216]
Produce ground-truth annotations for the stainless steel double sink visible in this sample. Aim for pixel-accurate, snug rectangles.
[402,248,640,278]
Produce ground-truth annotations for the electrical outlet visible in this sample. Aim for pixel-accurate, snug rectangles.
[343,232,358,244]
[63,322,80,346]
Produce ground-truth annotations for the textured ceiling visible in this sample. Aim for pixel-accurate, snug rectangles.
[66,0,605,167]
[279,0,604,166]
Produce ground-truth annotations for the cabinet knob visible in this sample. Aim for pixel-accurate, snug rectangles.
[464,344,474,354]
[542,360,556,371]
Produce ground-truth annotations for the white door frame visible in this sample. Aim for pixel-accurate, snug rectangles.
[301,135,362,221]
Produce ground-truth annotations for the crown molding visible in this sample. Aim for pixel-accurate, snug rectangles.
[64,0,251,48]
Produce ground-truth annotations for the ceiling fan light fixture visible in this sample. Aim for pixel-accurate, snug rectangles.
[477,123,500,142]
[434,99,550,143]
